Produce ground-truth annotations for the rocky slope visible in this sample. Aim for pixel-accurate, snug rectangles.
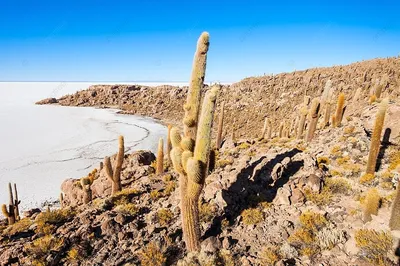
[37,56,400,140]
[1,57,399,265]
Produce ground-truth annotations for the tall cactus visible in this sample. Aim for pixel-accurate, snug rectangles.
[13,183,20,221]
[352,87,362,104]
[166,125,172,163]
[170,85,219,251]
[156,138,164,175]
[334,93,345,127]
[104,136,124,195]
[80,177,92,204]
[362,188,380,223]
[183,32,209,140]
[297,105,308,139]
[216,102,225,149]
[365,98,389,175]
[1,183,16,225]
[306,98,321,142]
[261,117,268,139]
[390,184,400,230]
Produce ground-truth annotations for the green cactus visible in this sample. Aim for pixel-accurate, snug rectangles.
[334,93,345,127]
[389,184,400,230]
[365,98,389,175]
[306,98,321,142]
[183,32,209,140]
[156,138,164,175]
[104,135,124,195]
[216,102,225,149]
[170,84,219,252]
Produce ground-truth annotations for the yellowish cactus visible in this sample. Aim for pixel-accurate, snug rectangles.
[156,138,164,175]
[389,184,400,230]
[104,135,125,195]
[365,99,389,175]
[166,125,172,163]
[352,87,362,104]
[306,98,320,142]
[362,188,380,223]
[297,106,308,139]
[80,177,92,204]
[170,85,219,252]
[334,93,345,127]
[216,102,225,149]
[183,32,209,140]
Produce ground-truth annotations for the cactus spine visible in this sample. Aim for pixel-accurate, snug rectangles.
[216,102,225,149]
[156,138,164,175]
[104,135,124,195]
[390,184,400,230]
[334,93,345,127]
[306,98,321,142]
[365,98,389,175]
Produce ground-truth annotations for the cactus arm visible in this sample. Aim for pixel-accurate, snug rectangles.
[183,32,210,140]
[1,204,10,217]
[366,98,389,175]
[104,156,114,181]
[13,183,20,221]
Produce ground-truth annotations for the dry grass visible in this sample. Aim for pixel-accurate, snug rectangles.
[2,218,33,237]
[355,229,393,265]
[260,246,281,265]
[114,203,139,216]
[138,242,166,266]
[26,235,64,264]
[35,209,75,234]
[157,209,174,226]
[360,173,376,185]
[241,208,263,225]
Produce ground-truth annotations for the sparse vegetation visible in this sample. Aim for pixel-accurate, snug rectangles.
[355,229,393,265]
[138,242,166,266]
[241,208,263,225]
[157,208,174,226]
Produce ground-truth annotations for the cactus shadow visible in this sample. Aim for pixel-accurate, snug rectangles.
[203,148,302,239]
[376,128,391,171]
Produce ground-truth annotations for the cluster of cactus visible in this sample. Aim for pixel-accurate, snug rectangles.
[79,168,98,204]
[1,183,21,225]
[169,32,220,252]
[104,135,125,195]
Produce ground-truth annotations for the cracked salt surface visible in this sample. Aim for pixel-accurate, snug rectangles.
[0,82,173,213]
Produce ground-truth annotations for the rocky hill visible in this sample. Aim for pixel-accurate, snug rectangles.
[2,55,399,266]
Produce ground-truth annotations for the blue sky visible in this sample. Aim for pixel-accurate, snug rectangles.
[0,0,399,82]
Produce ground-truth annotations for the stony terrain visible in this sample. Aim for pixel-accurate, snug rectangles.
[1,56,399,266]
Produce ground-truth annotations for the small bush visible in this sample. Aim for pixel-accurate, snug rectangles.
[355,229,393,265]
[216,158,234,168]
[138,242,166,266]
[360,173,375,185]
[26,235,64,264]
[317,157,330,169]
[199,203,216,223]
[157,209,173,226]
[237,142,251,150]
[164,181,177,196]
[67,247,80,262]
[114,203,139,216]
[260,246,281,265]
[337,156,350,165]
[330,146,342,157]
[389,151,400,171]
[299,211,328,231]
[325,177,351,194]
[35,209,75,234]
[304,188,333,206]
[241,208,263,225]
[2,218,33,237]
[150,190,161,200]
[344,126,355,134]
